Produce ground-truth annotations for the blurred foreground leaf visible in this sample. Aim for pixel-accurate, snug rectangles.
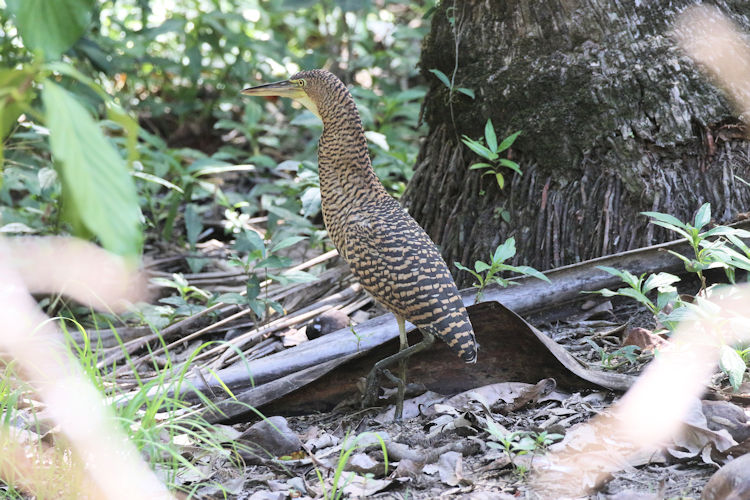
[43,82,142,257]
[6,0,95,60]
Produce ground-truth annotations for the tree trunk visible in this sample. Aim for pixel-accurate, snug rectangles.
[402,0,750,286]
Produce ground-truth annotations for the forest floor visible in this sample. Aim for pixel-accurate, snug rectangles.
[122,241,748,500]
[221,303,718,500]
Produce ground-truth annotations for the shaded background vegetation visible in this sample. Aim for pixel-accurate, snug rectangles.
[0,0,440,327]
[1,0,431,250]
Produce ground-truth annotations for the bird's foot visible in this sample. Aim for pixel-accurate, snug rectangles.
[361,364,384,409]
[361,365,406,420]
[381,368,405,420]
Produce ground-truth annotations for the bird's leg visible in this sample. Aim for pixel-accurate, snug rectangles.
[391,316,408,419]
[362,321,435,418]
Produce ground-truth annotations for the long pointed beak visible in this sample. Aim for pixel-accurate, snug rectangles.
[241,80,302,98]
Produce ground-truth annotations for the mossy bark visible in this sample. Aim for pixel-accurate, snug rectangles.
[402,0,750,286]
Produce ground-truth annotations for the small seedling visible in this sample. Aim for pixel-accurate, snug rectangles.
[484,419,562,478]
[428,68,475,99]
[313,432,389,500]
[589,267,680,329]
[642,203,750,292]
[456,237,550,301]
[586,340,641,369]
[461,119,522,190]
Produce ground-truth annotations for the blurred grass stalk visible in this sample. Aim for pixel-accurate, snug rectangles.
[0,236,172,500]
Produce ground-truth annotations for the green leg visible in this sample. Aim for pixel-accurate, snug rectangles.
[395,316,408,420]
[362,317,435,420]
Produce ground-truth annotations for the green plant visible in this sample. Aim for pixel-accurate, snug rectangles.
[591,267,681,328]
[719,344,747,391]
[215,229,317,321]
[313,432,389,500]
[455,237,550,301]
[643,203,750,292]
[0,0,143,258]
[428,68,474,100]
[484,419,562,478]
[589,204,750,389]
[586,340,641,370]
[461,119,522,189]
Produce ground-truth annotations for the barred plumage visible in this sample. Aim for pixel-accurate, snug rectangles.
[294,69,477,363]
[242,69,478,415]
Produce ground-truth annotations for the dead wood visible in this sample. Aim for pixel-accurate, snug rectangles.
[177,232,743,419]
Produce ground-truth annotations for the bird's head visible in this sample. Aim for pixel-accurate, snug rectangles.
[241,69,344,122]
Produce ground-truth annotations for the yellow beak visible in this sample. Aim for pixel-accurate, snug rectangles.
[241,79,321,120]
[241,80,305,99]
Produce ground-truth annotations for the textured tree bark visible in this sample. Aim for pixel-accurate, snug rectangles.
[402,0,750,286]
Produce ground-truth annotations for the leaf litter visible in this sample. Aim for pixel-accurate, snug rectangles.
[37,219,750,499]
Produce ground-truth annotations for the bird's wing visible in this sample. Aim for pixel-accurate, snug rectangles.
[341,203,477,361]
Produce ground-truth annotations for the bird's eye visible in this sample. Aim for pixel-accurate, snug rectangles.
[297,79,306,88]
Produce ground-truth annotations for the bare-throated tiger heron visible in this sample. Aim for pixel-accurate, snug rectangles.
[242,69,477,419]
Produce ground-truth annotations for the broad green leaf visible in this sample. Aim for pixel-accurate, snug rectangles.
[641,211,687,231]
[185,204,202,247]
[150,277,179,289]
[256,254,292,269]
[656,289,679,312]
[597,265,641,289]
[455,262,482,281]
[510,265,551,283]
[461,137,496,160]
[492,238,516,263]
[642,272,681,294]
[278,269,317,284]
[497,130,521,152]
[499,158,523,174]
[469,163,493,170]
[265,205,314,231]
[235,229,265,254]
[513,436,537,452]
[271,235,307,252]
[7,0,95,60]
[457,87,475,99]
[474,260,491,273]
[694,203,711,230]
[246,298,266,318]
[702,226,750,239]
[334,0,372,12]
[0,67,37,139]
[46,63,140,163]
[617,287,653,308]
[268,300,285,315]
[393,88,426,102]
[246,275,261,301]
[484,119,497,153]
[290,110,322,127]
[596,265,627,280]
[428,68,451,89]
[719,345,746,391]
[43,81,141,257]
[727,234,750,255]
[495,172,505,189]
[648,220,691,240]
[216,293,247,305]
[365,130,389,151]
[301,187,321,217]
[666,249,692,264]
[132,171,184,193]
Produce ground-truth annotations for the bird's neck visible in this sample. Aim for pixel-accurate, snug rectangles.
[317,97,385,198]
